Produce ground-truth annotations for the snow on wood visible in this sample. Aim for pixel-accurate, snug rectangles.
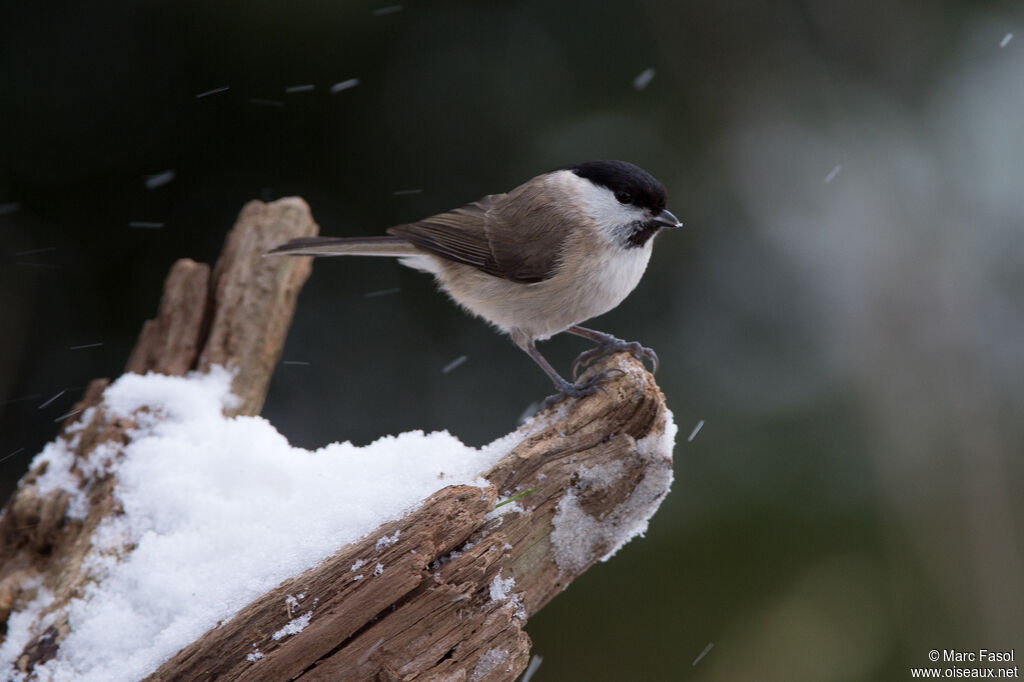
[0,196,676,682]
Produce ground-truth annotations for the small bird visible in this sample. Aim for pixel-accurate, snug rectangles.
[268,160,682,402]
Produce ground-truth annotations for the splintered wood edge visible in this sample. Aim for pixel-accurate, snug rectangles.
[147,354,672,681]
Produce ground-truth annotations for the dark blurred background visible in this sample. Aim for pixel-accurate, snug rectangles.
[2,1,1023,679]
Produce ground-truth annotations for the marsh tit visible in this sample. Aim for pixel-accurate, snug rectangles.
[269,160,682,402]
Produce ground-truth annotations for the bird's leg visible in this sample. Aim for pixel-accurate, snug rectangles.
[566,325,658,380]
[512,333,623,408]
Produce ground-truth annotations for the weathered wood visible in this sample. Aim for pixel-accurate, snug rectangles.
[0,195,675,682]
[124,258,210,377]
[0,198,319,673]
[199,198,316,417]
[146,355,671,681]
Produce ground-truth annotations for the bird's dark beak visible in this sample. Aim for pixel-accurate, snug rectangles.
[652,208,683,228]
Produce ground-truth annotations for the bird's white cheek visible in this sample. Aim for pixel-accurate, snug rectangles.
[551,170,646,246]
[581,199,646,245]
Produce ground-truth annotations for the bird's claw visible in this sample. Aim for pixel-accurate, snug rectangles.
[572,340,658,380]
[541,368,626,409]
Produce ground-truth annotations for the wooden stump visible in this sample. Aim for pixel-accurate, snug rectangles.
[0,197,675,681]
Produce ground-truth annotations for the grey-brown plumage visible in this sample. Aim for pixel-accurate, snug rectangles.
[388,186,567,283]
[267,235,417,258]
[268,160,683,402]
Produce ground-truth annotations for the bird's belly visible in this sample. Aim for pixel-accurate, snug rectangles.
[434,244,652,340]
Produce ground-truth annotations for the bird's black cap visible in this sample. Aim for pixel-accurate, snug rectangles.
[565,160,667,212]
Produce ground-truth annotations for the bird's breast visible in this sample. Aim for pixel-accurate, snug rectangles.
[568,241,652,319]
[501,238,652,340]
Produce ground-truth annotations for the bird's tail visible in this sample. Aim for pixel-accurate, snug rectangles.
[266,236,419,258]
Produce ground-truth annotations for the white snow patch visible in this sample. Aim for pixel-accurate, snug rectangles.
[488,571,526,620]
[470,648,509,681]
[550,410,676,572]
[0,367,526,682]
[576,460,624,487]
[489,571,515,602]
[31,439,88,520]
[375,530,400,551]
[350,559,365,572]
[0,582,53,667]
[272,611,312,640]
[285,593,306,615]
[484,501,522,524]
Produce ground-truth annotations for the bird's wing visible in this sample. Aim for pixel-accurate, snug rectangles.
[387,192,567,283]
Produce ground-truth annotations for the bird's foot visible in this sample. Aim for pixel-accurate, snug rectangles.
[572,338,658,380]
[541,368,625,409]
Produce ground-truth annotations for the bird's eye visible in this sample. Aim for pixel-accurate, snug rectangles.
[615,191,633,204]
